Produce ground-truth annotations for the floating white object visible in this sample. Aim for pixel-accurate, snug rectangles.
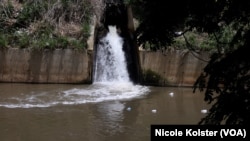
[152,109,157,113]
[169,92,174,97]
[126,107,131,111]
[201,109,208,114]
[175,31,183,36]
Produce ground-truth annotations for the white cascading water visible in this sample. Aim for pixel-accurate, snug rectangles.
[94,26,130,83]
[0,26,150,108]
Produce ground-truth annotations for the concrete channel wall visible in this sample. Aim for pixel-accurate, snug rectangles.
[0,48,209,86]
[0,48,92,83]
[139,50,210,86]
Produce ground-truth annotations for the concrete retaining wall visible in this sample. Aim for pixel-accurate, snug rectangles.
[0,48,92,83]
[0,48,209,86]
[139,50,209,86]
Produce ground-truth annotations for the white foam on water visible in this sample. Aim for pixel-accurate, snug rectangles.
[0,83,149,108]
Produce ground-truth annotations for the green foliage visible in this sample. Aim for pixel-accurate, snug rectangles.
[30,27,86,50]
[16,1,48,27]
[0,1,14,19]
[57,36,69,49]
[33,36,55,49]
[70,39,86,49]
[142,69,167,86]
[132,0,250,52]
[132,0,250,126]
[0,33,8,48]
[199,38,217,51]
[0,0,93,49]
[61,0,70,7]
[123,0,131,5]
[0,1,14,32]
[194,43,250,125]
[17,33,30,48]
[131,0,188,49]
[31,35,67,49]
[81,21,91,40]
[173,31,216,51]
[29,24,69,49]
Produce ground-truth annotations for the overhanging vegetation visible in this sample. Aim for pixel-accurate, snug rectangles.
[0,0,95,49]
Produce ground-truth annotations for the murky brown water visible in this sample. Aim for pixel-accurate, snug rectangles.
[0,83,210,141]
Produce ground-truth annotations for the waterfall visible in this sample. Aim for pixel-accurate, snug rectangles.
[0,26,150,109]
[94,26,130,83]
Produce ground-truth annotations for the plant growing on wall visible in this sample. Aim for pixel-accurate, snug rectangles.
[142,69,167,86]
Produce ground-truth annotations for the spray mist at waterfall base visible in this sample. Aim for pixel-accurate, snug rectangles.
[0,26,150,108]
[0,83,149,108]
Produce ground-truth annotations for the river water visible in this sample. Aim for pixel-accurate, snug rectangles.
[0,83,210,141]
[0,25,210,141]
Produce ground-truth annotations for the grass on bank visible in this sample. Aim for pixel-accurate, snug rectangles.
[0,0,94,50]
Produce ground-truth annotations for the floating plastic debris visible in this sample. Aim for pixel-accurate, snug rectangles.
[151,109,157,113]
[169,92,174,97]
[126,107,131,111]
[201,109,208,114]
